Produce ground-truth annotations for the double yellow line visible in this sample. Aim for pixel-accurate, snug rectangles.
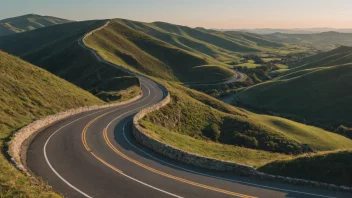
[81,112,256,198]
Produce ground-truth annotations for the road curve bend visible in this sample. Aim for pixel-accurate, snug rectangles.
[26,21,350,198]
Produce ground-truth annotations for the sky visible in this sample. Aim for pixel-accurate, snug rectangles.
[1,0,352,29]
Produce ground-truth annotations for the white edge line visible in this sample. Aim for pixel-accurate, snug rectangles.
[44,108,107,198]
[42,81,150,197]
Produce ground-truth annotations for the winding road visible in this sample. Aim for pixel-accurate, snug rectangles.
[26,21,350,198]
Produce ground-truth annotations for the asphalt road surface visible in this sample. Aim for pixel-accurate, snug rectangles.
[26,76,351,198]
[26,22,351,198]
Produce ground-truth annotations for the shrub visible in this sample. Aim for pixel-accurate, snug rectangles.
[203,123,221,141]
[232,133,258,148]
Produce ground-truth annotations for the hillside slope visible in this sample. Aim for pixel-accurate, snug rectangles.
[84,19,236,83]
[259,150,352,186]
[0,14,71,36]
[140,81,352,163]
[237,46,352,128]
[0,20,140,102]
[290,46,352,70]
[0,52,103,197]
[262,32,352,50]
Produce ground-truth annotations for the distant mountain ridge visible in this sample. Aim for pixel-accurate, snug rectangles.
[221,28,352,34]
[0,14,71,36]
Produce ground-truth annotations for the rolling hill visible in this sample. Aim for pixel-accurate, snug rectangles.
[84,19,287,84]
[84,19,234,83]
[0,20,141,102]
[0,14,71,36]
[0,51,104,197]
[236,46,352,129]
[262,32,352,50]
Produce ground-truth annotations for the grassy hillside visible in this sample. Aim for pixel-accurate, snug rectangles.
[141,82,352,157]
[262,32,352,50]
[215,31,284,48]
[0,52,104,197]
[0,20,141,102]
[259,150,352,186]
[236,47,352,129]
[84,19,236,83]
[290,46,352,70]
[0,14,71,36]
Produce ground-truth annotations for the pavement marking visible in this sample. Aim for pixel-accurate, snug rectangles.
[44,108,108,198]
[103,128,256,198]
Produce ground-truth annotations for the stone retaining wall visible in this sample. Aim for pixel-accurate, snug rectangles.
[132,90,255,174]
[9,94,142,175]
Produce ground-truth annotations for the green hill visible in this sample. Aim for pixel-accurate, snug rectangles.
[290,46,352,69]
[259,150,352,186]
[262,32,352,50]
[236,46,352,129]
[84,19,234,83]
[214,31,284,48]
[142,82,352,154]
[0,14,71,36]
[0,51,104,197]
[0,20,141,102]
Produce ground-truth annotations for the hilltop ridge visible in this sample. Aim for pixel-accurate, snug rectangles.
[0,14,71,36]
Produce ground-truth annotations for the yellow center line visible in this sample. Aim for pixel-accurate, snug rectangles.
[81,111,257,198]
[103,128,256,198]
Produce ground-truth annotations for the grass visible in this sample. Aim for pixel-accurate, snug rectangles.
[142,82,352,154]
[255,115,352,151]
[140,120,290,167]
[274,64,288,69]
[0,51,105,197]
[238,60,261,68]
[259,150,352,186]
[0,14,71,36]
[262,58,281,62]
[237,47,352,128]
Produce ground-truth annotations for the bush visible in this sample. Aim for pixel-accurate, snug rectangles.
[232,133,258,148]
[203,123,221,141]
[219,117,303,154]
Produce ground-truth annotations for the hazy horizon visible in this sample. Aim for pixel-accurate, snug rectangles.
[1,0,352,29]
